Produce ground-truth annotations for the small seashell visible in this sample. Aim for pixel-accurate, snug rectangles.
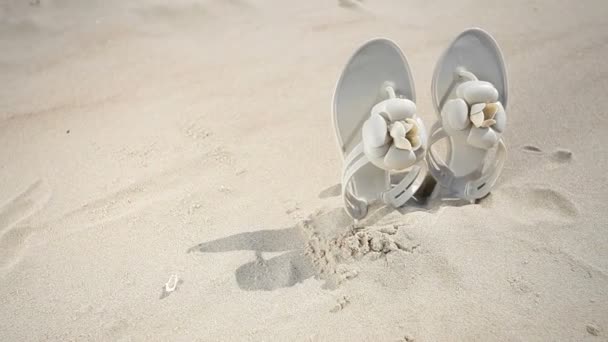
[404,118,421,151]
[393,138,412,150]
[470,103,486,115]
[362,113,389,148]
[165,275,179,292]
[492,102,506,133]
[390,122,413,150]
[404,118,417,132]
[389,121,406,136]
[470,113,484,128]
[483,102,499,120]
[469,103,486,127]
[481,119,497,128]
[401,119,414,133]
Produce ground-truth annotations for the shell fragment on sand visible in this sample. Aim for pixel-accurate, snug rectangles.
[165,274,179,292]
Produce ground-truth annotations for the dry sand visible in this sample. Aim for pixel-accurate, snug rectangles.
[1,0,608,340]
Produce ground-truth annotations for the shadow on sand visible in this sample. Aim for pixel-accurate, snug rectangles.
[188,226,315,291]
[188,181,478,292]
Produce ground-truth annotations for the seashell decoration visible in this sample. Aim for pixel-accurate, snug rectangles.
[362,98,426,171]
[441,80,507,149]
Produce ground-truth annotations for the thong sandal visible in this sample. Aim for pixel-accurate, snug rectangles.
[333,39,428,219]
[427,28,508,201]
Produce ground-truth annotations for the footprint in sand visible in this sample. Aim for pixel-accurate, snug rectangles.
[489,184,578,225]
[1,163,201,273]
[521,145,573,163]
[48,155,227,234]
[0,180,51,273]
[522,145,543,154]
[551,148,573,163]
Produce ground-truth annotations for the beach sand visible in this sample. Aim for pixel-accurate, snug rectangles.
[1,0,607,340]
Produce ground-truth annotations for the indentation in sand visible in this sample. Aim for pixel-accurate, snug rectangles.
[522,145,543,153]
[48,155,227,233]
[507,275,534,294]
[489,184,578,224]
[521,145,574,164]
[0,180,51,273]
[586,324,600,336]
[0,180,50,235]
[329,295,350,313]
[551,148,573,162]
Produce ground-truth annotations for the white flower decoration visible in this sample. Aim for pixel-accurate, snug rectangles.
[362,98,426,171]
[441,81,506,149]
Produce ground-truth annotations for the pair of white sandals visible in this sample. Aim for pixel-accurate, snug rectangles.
[334,28,508,219]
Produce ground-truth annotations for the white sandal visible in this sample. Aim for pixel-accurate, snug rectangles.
[427,28,508,201]
[333,39,428,219]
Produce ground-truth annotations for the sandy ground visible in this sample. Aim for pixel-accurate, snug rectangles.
[1,0,608,340]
